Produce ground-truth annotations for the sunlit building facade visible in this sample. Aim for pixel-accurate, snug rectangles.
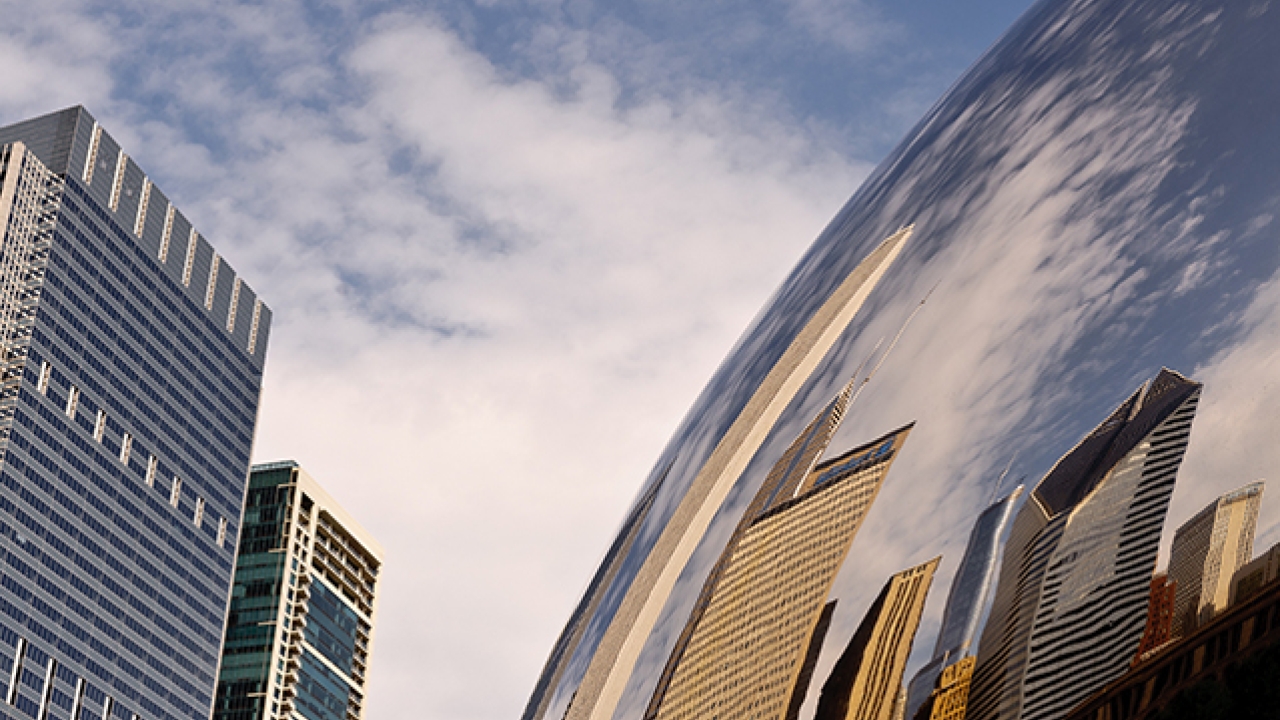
[213,462,382,720]
[968,369,1202,720]
[0,108,270,720]
[650,425,913,720]
[1167,482,1263,636]
[1132,574,1177,666]
[813,557,940,720]
[904,487,1022,720]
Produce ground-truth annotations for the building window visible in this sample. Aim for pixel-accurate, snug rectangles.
[37,362,50,395]
[93,409,106,442]
[5,637,25,705]
[82,123,101,184]
[71,679,85,720]
[159,204,174,262]
[217,517,228,548]
[65,386,79,418]
[146,455,157,487]
[109,150,127,211]
[120,432,133,465]
[36,658,56,720]
[194,497,205,527]
[170,477,182,508]
[227,278,242,332]
[182,228,198,287]
[205,254,220,310]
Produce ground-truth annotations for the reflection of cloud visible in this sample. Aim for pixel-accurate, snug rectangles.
[1175,274,1280,559]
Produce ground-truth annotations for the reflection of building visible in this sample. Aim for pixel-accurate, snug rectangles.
[913,657,975,720]
[214,462,383,720]
[0,108,270,720]
[1167,483,1263,636]
[814,557,941,720]
[649,425,913,720]
[550,227,913,720]
[1064,570,1280,720]
[645,377,863,718]
[904,487,1022,720]
[968,369,1202,720]
[1132,574,1177,665]
[1231,542,1280,606]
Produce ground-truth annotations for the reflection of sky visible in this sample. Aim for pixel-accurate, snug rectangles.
[538,1,1280,717]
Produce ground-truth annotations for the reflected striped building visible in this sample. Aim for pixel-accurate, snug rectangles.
[967,369,1201,720]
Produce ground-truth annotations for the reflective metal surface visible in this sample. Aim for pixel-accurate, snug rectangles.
[531,1,1280,718]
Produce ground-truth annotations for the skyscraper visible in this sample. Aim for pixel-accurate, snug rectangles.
[649,425,913,720]
[904,487,1022,720]
[1230,542,1280,607]
[967,369,1201,720]
[214,462,382,720]
[813,557,940,720]
[0,107,270,720]
[1167,482,1263,636]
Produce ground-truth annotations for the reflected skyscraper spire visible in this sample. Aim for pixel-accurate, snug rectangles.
[545,227,913,720]
[967,369,1201,720]
[904,485,1023,720]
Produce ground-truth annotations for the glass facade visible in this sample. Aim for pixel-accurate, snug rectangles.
[0,108,270,720]
[213,462,381,720]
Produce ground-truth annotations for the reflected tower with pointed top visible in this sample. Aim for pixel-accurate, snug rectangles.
[967,369,1202,720]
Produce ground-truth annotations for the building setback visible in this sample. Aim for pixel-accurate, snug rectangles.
[813,557,940,720]
[214,462,382,720]
[0,108,270,720]
[967,369,1201,720]
[1166,482,1263,636]
[904,487,1022,720]
[649,424,914,720]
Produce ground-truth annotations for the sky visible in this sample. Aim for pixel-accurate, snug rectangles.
[3,0,1209,718]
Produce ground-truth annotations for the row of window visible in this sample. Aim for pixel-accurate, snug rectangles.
[36,361,227,548]
[5,635,141,720]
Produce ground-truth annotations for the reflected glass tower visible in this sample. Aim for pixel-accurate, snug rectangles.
[967,370,1201,720]
[214,462,382,720]
[1167,482,1263,636]
[0,108,270,720]
[904,487,1022,720]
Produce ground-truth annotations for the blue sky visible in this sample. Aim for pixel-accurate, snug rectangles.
[0,1,1054,718]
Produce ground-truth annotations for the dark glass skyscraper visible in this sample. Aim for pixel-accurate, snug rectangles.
[904,487,1022,720]
[0,107,270,720]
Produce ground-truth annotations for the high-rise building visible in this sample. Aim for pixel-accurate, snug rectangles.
[813,557,941,720]
[543,227,913,720]
[1230,542,1280,607]
[0,108,270,720]
[214,462,382,720]
[967,369,1201,720]
[1167,482,1263,636]
[1132,574,1176,666]
[648,424,913,720]
[904,487,1022,720]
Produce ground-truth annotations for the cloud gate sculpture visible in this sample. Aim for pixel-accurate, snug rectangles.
[527,1,1280,719]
